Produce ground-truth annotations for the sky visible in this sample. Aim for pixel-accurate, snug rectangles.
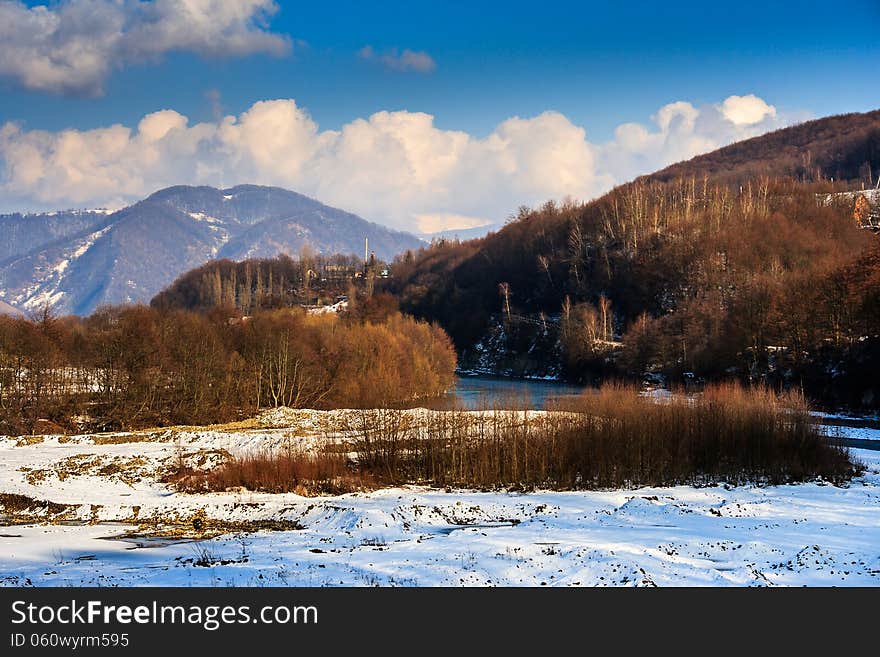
[0,0,878,232]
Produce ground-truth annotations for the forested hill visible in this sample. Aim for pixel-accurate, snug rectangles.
[642,109,880,186]
[151,253,374,314]
[389,109,880,408]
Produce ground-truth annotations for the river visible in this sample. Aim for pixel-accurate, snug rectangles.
[441,374,585,409]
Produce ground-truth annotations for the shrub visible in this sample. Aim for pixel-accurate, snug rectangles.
[184,383,860,494]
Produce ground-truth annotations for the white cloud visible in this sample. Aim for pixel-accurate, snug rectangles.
[358,45,436,73]
[598,97,788,183]
[719,94,777,125]
[0,0,290,95]
[0,94,795,231]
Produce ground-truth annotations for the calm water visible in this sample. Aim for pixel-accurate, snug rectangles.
[437,375,586,410]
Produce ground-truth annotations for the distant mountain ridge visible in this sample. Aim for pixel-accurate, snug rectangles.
[418,223,501,243]
[0,185,423,316]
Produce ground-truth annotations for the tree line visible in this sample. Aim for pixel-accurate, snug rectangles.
[0,304,456,435]
[151,251,389,315]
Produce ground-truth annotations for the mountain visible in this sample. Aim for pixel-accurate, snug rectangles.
[390,109,880,406]
[0,209,114,264]
[0,185,422,316]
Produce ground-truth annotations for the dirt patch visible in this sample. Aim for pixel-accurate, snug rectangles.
[90,433,169,445]
[117,517,304,540]
[22,454,154,487]
[19,467,48,486]
[159,448,233,486]
[0,493,72,520]
[14,435,45,447]
[31,419,66,435]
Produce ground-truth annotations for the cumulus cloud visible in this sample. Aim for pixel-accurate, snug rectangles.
[598,97,788,183]
[358,45,436,73]
[0,94,795,231]
[0,0,290,95]
[719,94,777,125]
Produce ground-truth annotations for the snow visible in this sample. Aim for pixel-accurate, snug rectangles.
[306,300,349,315]
[188,212,222,224]
[818,189,880,208]
[457,368,561,382]
[16,208,116,219]
[16,225,111,311]
[1,409,878,587]
[821,425,880,442]
[810,411,880,442]
[22,289,64,310]
[813,410,880,423]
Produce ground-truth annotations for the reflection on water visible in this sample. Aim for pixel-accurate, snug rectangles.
[427,375,586,410]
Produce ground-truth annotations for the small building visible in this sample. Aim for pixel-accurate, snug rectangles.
[854,193,880,229]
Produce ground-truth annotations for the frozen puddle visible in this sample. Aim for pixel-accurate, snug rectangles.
[98,533,200,550]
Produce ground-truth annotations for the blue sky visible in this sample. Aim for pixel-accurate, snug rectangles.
[3,0,879,137]
[0,0,877,228]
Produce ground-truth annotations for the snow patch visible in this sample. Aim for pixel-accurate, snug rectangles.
[306,300,348,315]
[188,212,222,224]
[16,225,111,310]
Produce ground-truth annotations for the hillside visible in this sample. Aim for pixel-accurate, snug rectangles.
[0,185,422,316]
[391,109,880,407]
[151,253,372,314]
[0,209,114,264]
[643,109,880,186]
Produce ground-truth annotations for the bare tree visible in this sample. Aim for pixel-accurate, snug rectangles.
[598,294,613,342]
[498,282,511,323]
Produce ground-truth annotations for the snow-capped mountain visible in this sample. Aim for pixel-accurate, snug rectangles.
[0,185,423,316]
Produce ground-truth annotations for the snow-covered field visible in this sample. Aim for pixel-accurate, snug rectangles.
[815,413,880,444]
[1,408,878,587]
